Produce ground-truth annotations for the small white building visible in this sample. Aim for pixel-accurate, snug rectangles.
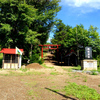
[0,48,23,69]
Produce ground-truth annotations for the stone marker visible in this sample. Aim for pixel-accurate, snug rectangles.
[81,47,97,70]
[81,59,97,70]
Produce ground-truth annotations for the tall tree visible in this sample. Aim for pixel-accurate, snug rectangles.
[51,20,100,59]
[29,0,61,44]
[51,20,75,48]
[88,25,100,58]
[0,0,61,62]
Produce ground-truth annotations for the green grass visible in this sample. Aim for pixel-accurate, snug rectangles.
[73,75,80,78]
[53,89,59,92]
[51,86,57,88]
[64,82,100,100]
[83,78,87,82]
[27,89,39,97]
[97,67,100,72]
[63,65,81,72]
[91,70,98,75]
[98,84,100,87]
[25,81,37,88]
[50,72,60,75]
[27,90,34,96]
[42,64,54,69]
[0,68,3,71]
[46,76,54,79]
[0,70,44,76]
[82,76,87,82]
[46,88,60,92]
[20,68,28,72]
[27,90,35,100]
[72,65,81,70]
[63,68,72,72]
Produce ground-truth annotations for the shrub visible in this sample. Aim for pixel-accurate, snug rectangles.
[29,49,44,64]
[97,55,100,67]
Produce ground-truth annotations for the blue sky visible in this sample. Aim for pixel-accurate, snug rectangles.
[48,0,100,42]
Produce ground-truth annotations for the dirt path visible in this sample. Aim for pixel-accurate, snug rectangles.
[44,53,73,73]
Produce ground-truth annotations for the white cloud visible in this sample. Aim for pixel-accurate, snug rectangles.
[61,0,100,9]
[59,0,100,14]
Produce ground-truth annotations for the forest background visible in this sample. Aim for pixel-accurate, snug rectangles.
[0,0,100,66]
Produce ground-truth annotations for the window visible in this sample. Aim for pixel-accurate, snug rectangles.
[12,54,18,63]
[4,54,11,63]
[4,54,18,63]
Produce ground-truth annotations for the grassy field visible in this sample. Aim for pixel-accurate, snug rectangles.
[0,64,99,100]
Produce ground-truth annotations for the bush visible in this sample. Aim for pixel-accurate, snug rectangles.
[97,55,100,67]
[29,49,44,64]
[38,58,44,64]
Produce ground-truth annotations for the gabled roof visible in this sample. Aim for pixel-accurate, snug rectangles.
[65,52,77,57]
[65,49,77,57]
[0,48,23,54]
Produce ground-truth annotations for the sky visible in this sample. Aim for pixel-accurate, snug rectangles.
[48,0,100,42]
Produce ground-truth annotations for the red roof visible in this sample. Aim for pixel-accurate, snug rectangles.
[65,49,77,57]
[0,48,23,54]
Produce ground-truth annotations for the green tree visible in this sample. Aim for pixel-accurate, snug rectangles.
[0,0,37,48]
[88,25,100,58]
[0,0,61,62]
[29,0,61,44]
[51,19,74,48]
[51,20,100,60]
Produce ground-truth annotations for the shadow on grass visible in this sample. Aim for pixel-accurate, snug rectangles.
[45,87,77,100]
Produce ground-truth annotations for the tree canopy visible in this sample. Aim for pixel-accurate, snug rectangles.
[51,20,100,59]
[1,0,100,64]
[0,0,61,62]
